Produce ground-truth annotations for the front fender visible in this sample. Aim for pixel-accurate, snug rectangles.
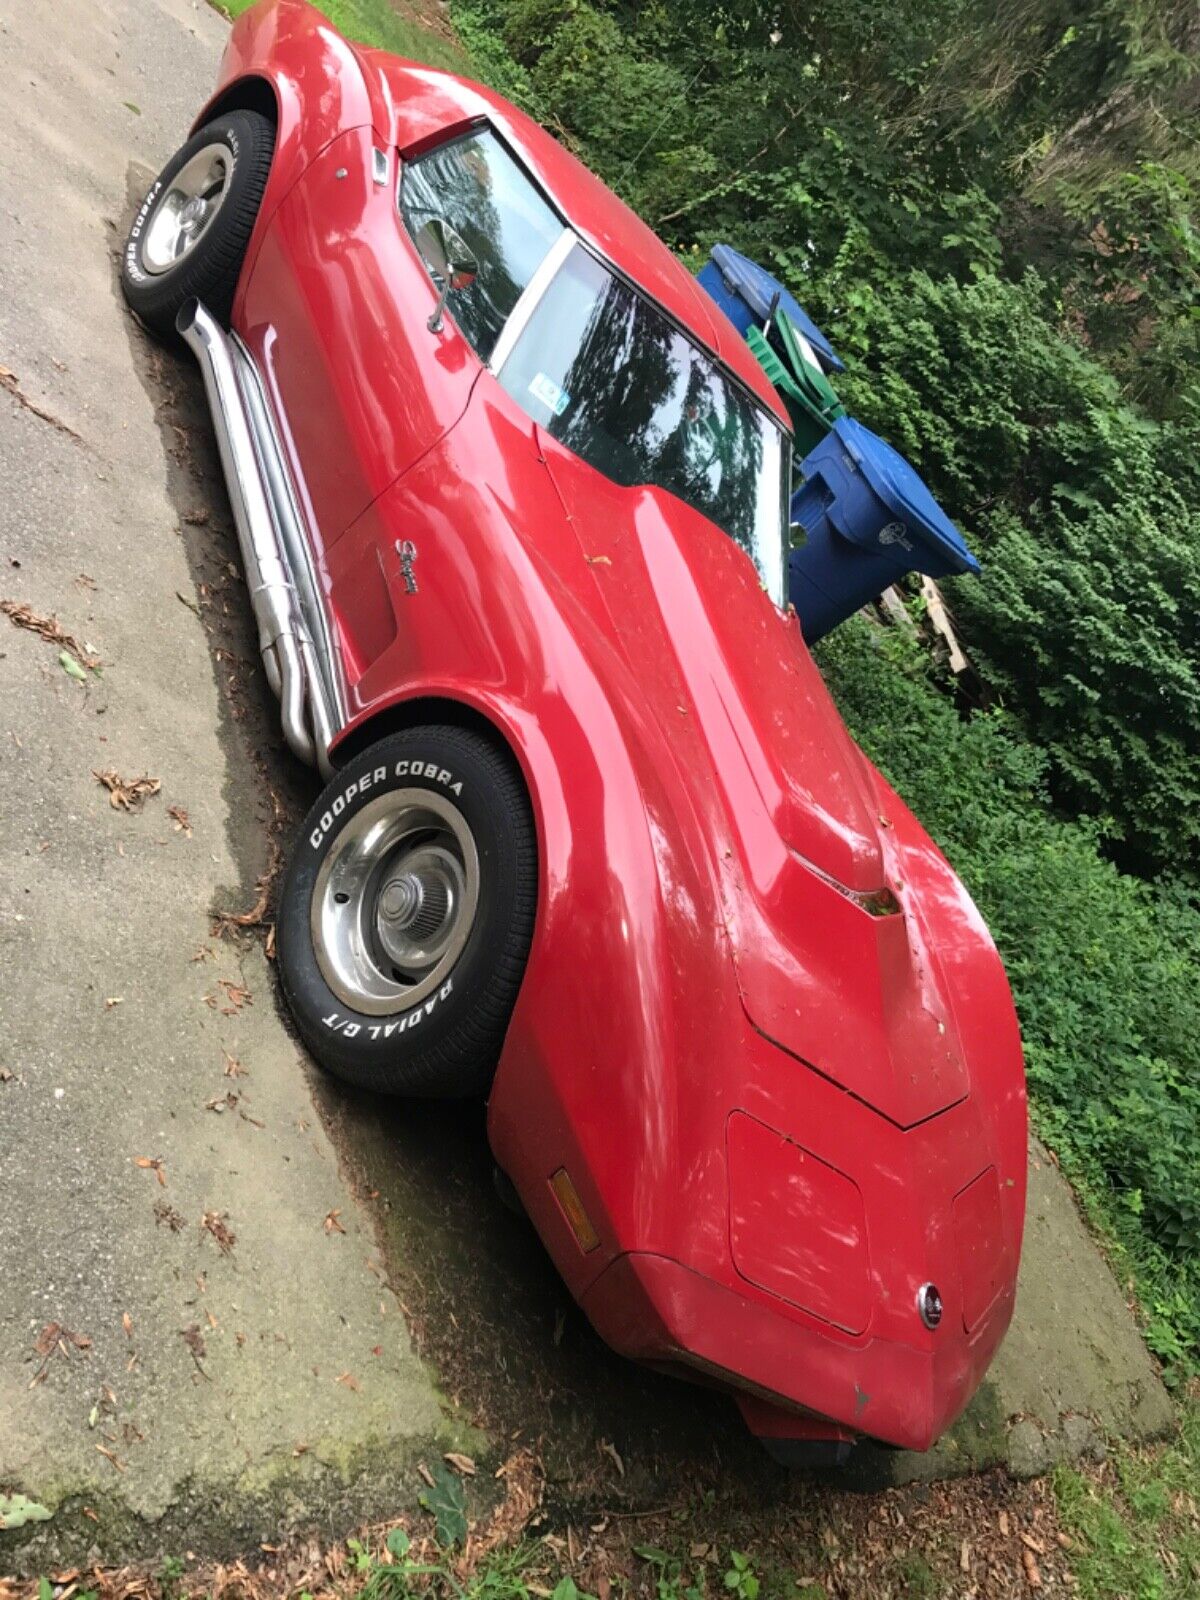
[324,404,738,1303]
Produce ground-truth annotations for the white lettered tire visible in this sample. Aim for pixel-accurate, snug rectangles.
[277,726,537,1097]
[122,110,274,339]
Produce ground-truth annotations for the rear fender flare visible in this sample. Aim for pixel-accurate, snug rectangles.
[190,0,376,320]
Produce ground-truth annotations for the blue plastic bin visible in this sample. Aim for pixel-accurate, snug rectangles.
[697,244,845,374]
[788,417,980,643]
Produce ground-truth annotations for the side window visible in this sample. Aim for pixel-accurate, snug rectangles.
[398,128,564,363]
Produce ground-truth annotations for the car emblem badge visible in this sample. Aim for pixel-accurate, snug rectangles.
[396,539,419,595]
[917,1283,943,1330]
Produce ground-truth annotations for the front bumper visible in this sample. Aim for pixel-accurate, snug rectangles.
[581,1249,1015,1451]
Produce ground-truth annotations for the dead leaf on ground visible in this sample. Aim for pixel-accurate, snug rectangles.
[121,1312,133,1339]
[30,1322,92,1386]
[1022,1546,1042,1588]
[94,770,161,812]
[167,804,192,837]
[598,1439,625,1476]
[153,1200,185,1232]
[200,1211,236,1255]
[204,980,252,1017]
[191,945,215,964]
[211,837,281,934]
[134,1156,167,1188]
[95,1445,125,1473]
[444,1452,476,1477]
[205,1092,239,1114]
[37,1324,91,1357]
[180,1325,209,1378]
[323,1210,346,1236]
[0,1067,15,1083]
[334,1372,360,1392]
[103,997,123,1010]
[1,599,97,666]
[222,1051,248,1078]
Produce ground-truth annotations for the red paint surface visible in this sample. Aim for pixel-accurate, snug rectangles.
[213,0,1027,1452]
[727,1112,872,1335]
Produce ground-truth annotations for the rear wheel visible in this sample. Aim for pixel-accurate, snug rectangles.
[277,726,538,1098]
[122,109,275,338]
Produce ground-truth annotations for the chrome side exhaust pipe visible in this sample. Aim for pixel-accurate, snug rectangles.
[176,300,336,777]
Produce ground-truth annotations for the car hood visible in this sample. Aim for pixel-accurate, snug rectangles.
[541,435,973,1126]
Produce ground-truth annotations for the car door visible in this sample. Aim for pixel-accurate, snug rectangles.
[238,120,565,555]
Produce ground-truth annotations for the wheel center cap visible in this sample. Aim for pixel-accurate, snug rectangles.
[379,874,422,927]
[179,197,207,231]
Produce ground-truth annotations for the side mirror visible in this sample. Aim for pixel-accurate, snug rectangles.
[416,218,479,333]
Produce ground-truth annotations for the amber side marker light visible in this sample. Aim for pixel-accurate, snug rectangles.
[549,1167,601,1254]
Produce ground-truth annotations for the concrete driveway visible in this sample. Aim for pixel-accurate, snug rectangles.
[0,0,1174,1573]
[0,0,448,1566]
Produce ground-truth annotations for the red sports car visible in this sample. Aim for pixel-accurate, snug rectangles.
[123,0,1026,1462]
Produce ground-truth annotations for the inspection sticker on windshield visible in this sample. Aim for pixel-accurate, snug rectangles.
[529,371,569,416]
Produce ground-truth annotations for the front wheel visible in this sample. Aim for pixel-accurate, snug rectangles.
[122,109,275,339]
[277,726,538,1098]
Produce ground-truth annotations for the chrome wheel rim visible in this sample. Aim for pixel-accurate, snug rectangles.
[141,144,231,275]
[311,790,479,1017]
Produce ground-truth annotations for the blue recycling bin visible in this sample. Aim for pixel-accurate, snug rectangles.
[697,244,845,374]
[789,417,980,644]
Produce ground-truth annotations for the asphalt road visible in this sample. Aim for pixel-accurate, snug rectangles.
[0,0,1174,1572]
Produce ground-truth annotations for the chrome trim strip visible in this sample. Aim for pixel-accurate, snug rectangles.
[487,226,579,376]
[231,334,348,733]
[175,300,341,778]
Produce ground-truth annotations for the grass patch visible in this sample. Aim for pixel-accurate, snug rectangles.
[1053,1401,1200,1598]
[345,1527,556,1600]
[212,0,473,75]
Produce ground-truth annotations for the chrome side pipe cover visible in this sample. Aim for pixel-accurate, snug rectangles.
[175,299,340,777]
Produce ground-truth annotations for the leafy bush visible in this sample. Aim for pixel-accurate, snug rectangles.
[818,619,1200,1373]
[800,267,1200,876]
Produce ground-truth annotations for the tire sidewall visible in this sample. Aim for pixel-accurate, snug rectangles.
[123,118,245,290]
[277,732,525,1083]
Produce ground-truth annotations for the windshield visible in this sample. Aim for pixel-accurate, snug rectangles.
[496,243,789,603]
